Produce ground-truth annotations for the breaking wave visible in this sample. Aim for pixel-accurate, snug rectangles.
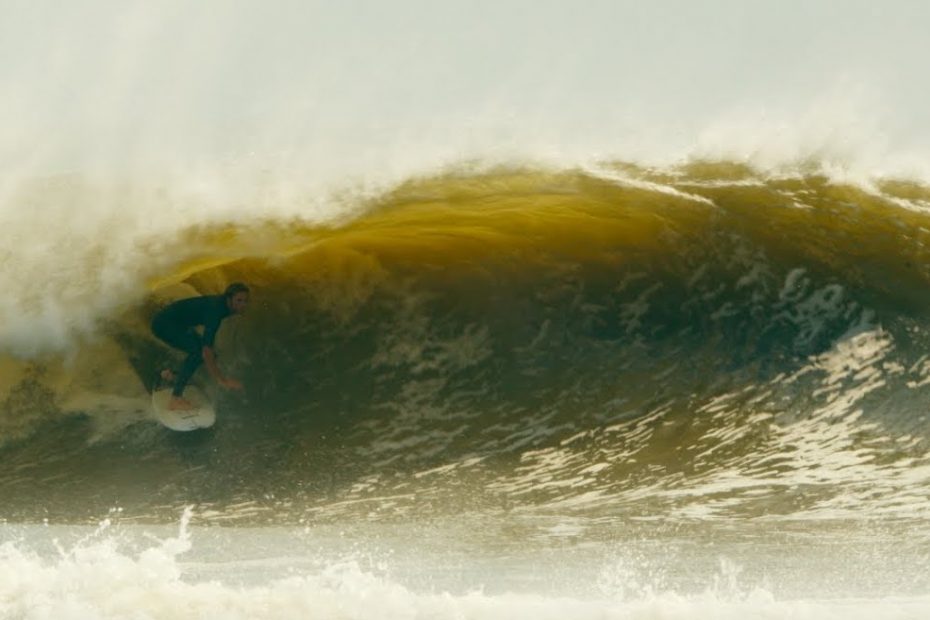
[3,161,930,524]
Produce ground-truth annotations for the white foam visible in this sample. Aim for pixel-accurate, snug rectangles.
[2,515,929,620]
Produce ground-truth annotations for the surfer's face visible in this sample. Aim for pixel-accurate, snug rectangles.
[228,291,250,314]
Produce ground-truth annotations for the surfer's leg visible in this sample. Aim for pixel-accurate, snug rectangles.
[151,319,204,397]
[172,347,204,397]
[152,318,199,352]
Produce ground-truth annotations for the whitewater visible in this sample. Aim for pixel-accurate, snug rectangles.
[4,1,930,618]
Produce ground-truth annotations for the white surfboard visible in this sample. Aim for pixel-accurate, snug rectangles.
[152,386,216,431]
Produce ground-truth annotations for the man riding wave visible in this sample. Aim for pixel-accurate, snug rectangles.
[151,283,249,409]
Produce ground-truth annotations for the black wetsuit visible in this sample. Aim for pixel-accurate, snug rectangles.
[151,295,232,397]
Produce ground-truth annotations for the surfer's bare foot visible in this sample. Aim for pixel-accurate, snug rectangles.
[168,396,195,411]
[160,369,177,383]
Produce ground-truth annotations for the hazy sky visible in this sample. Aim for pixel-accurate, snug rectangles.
[2,0,930,353]
[2,0,930,174]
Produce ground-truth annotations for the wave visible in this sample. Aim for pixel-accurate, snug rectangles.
[3,161,930,523]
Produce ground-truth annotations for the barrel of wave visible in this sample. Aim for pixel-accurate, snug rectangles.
[0,282,211,446]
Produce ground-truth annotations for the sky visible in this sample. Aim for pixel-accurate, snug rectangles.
[1,0,929,175]
[2,0,930,354]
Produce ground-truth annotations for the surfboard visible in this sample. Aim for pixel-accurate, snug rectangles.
[152,386,215,431]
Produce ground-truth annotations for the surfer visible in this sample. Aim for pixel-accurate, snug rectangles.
[151,283,249,410]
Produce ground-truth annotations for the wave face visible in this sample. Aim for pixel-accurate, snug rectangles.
[4,162,930,524]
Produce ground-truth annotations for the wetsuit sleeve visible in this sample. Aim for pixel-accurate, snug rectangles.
[202,296,231,347]
[203,316,221,348]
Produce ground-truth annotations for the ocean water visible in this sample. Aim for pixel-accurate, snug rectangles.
[4,2,930,618]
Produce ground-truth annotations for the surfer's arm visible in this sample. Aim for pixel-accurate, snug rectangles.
[202,345,243,391]
[201,345,224,381]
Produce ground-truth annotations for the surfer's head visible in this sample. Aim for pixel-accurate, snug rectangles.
[224,282,250,314]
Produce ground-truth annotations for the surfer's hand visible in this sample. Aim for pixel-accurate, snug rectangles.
[220,377,244,391]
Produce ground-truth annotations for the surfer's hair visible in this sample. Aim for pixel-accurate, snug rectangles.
[224,282,250,299]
